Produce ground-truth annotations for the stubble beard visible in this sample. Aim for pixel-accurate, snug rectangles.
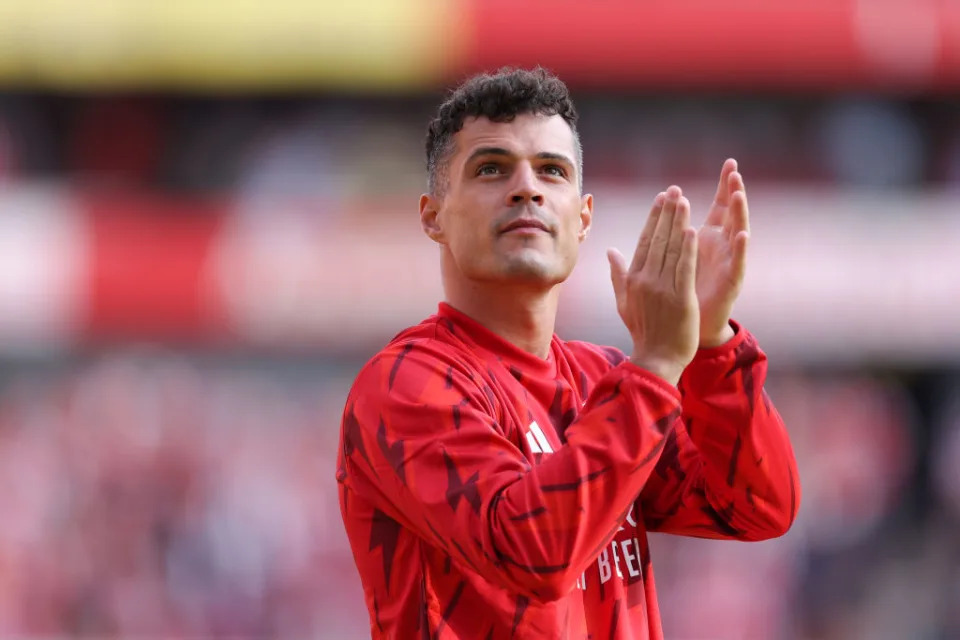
[497,245,567,286]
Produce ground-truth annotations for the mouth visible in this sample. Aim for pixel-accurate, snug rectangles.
[499,218,552,235]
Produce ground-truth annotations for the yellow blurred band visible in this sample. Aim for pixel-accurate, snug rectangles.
[0,0,465,91]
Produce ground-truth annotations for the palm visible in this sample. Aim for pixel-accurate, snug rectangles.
[695,159,750,344]
[696,212,737,309]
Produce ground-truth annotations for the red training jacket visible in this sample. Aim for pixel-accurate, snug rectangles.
[337,303,800,639]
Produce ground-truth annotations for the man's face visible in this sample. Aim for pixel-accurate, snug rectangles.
[421,113,593,287]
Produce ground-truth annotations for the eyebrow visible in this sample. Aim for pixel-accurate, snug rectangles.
[465,146,576,168]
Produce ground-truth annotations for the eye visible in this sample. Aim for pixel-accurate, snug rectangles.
[543,164,567,178]
[476,163,501,176]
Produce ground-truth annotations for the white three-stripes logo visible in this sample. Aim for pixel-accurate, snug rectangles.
[525,421,554,454]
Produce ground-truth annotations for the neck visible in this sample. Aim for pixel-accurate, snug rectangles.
[442,259,560,360]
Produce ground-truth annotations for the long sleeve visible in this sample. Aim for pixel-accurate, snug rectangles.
[341,339,679,602]
[638,323,801,540]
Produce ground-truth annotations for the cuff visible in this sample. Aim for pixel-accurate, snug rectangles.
[619,360,683,402]
[693,319,747,363]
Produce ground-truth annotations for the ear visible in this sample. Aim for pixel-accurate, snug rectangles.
[420,193,445,243]
[578,193,594,242]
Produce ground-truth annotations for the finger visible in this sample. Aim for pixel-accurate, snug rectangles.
[729,230,749,286]
[728,168,745,197]
[629,192,666,272]
[607,248,628,302]
[711,158,738,207]
[662,195,691,276]
[726,183,750,239]
[704,159,737,227]
[645,186,681,275]
[675,227,698,294]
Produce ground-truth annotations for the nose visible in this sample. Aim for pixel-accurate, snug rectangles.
[506,163,544,206]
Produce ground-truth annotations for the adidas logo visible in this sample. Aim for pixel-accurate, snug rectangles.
[524,420,554,454]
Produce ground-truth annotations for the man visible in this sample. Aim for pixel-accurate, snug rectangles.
[337,67,800,639]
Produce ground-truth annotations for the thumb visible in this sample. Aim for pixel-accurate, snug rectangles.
[607,248,627,301]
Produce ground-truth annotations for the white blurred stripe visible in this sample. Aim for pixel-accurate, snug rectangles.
[0,186,87,354]
[205,206,444,348]
[0,182,954,365]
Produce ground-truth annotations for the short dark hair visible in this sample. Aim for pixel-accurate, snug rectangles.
[425,66,582,195]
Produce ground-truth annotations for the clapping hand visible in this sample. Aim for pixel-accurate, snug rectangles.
[696,159,750,348]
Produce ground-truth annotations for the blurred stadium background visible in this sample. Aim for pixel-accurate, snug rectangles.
[0,1,958,638]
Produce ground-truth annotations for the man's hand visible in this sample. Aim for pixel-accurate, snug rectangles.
[608,186,699,386]
[697,158,750,348]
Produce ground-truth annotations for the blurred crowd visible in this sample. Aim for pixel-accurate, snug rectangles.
[0,354,366,638]
[2,93,960,197]
[0,352,956,639]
